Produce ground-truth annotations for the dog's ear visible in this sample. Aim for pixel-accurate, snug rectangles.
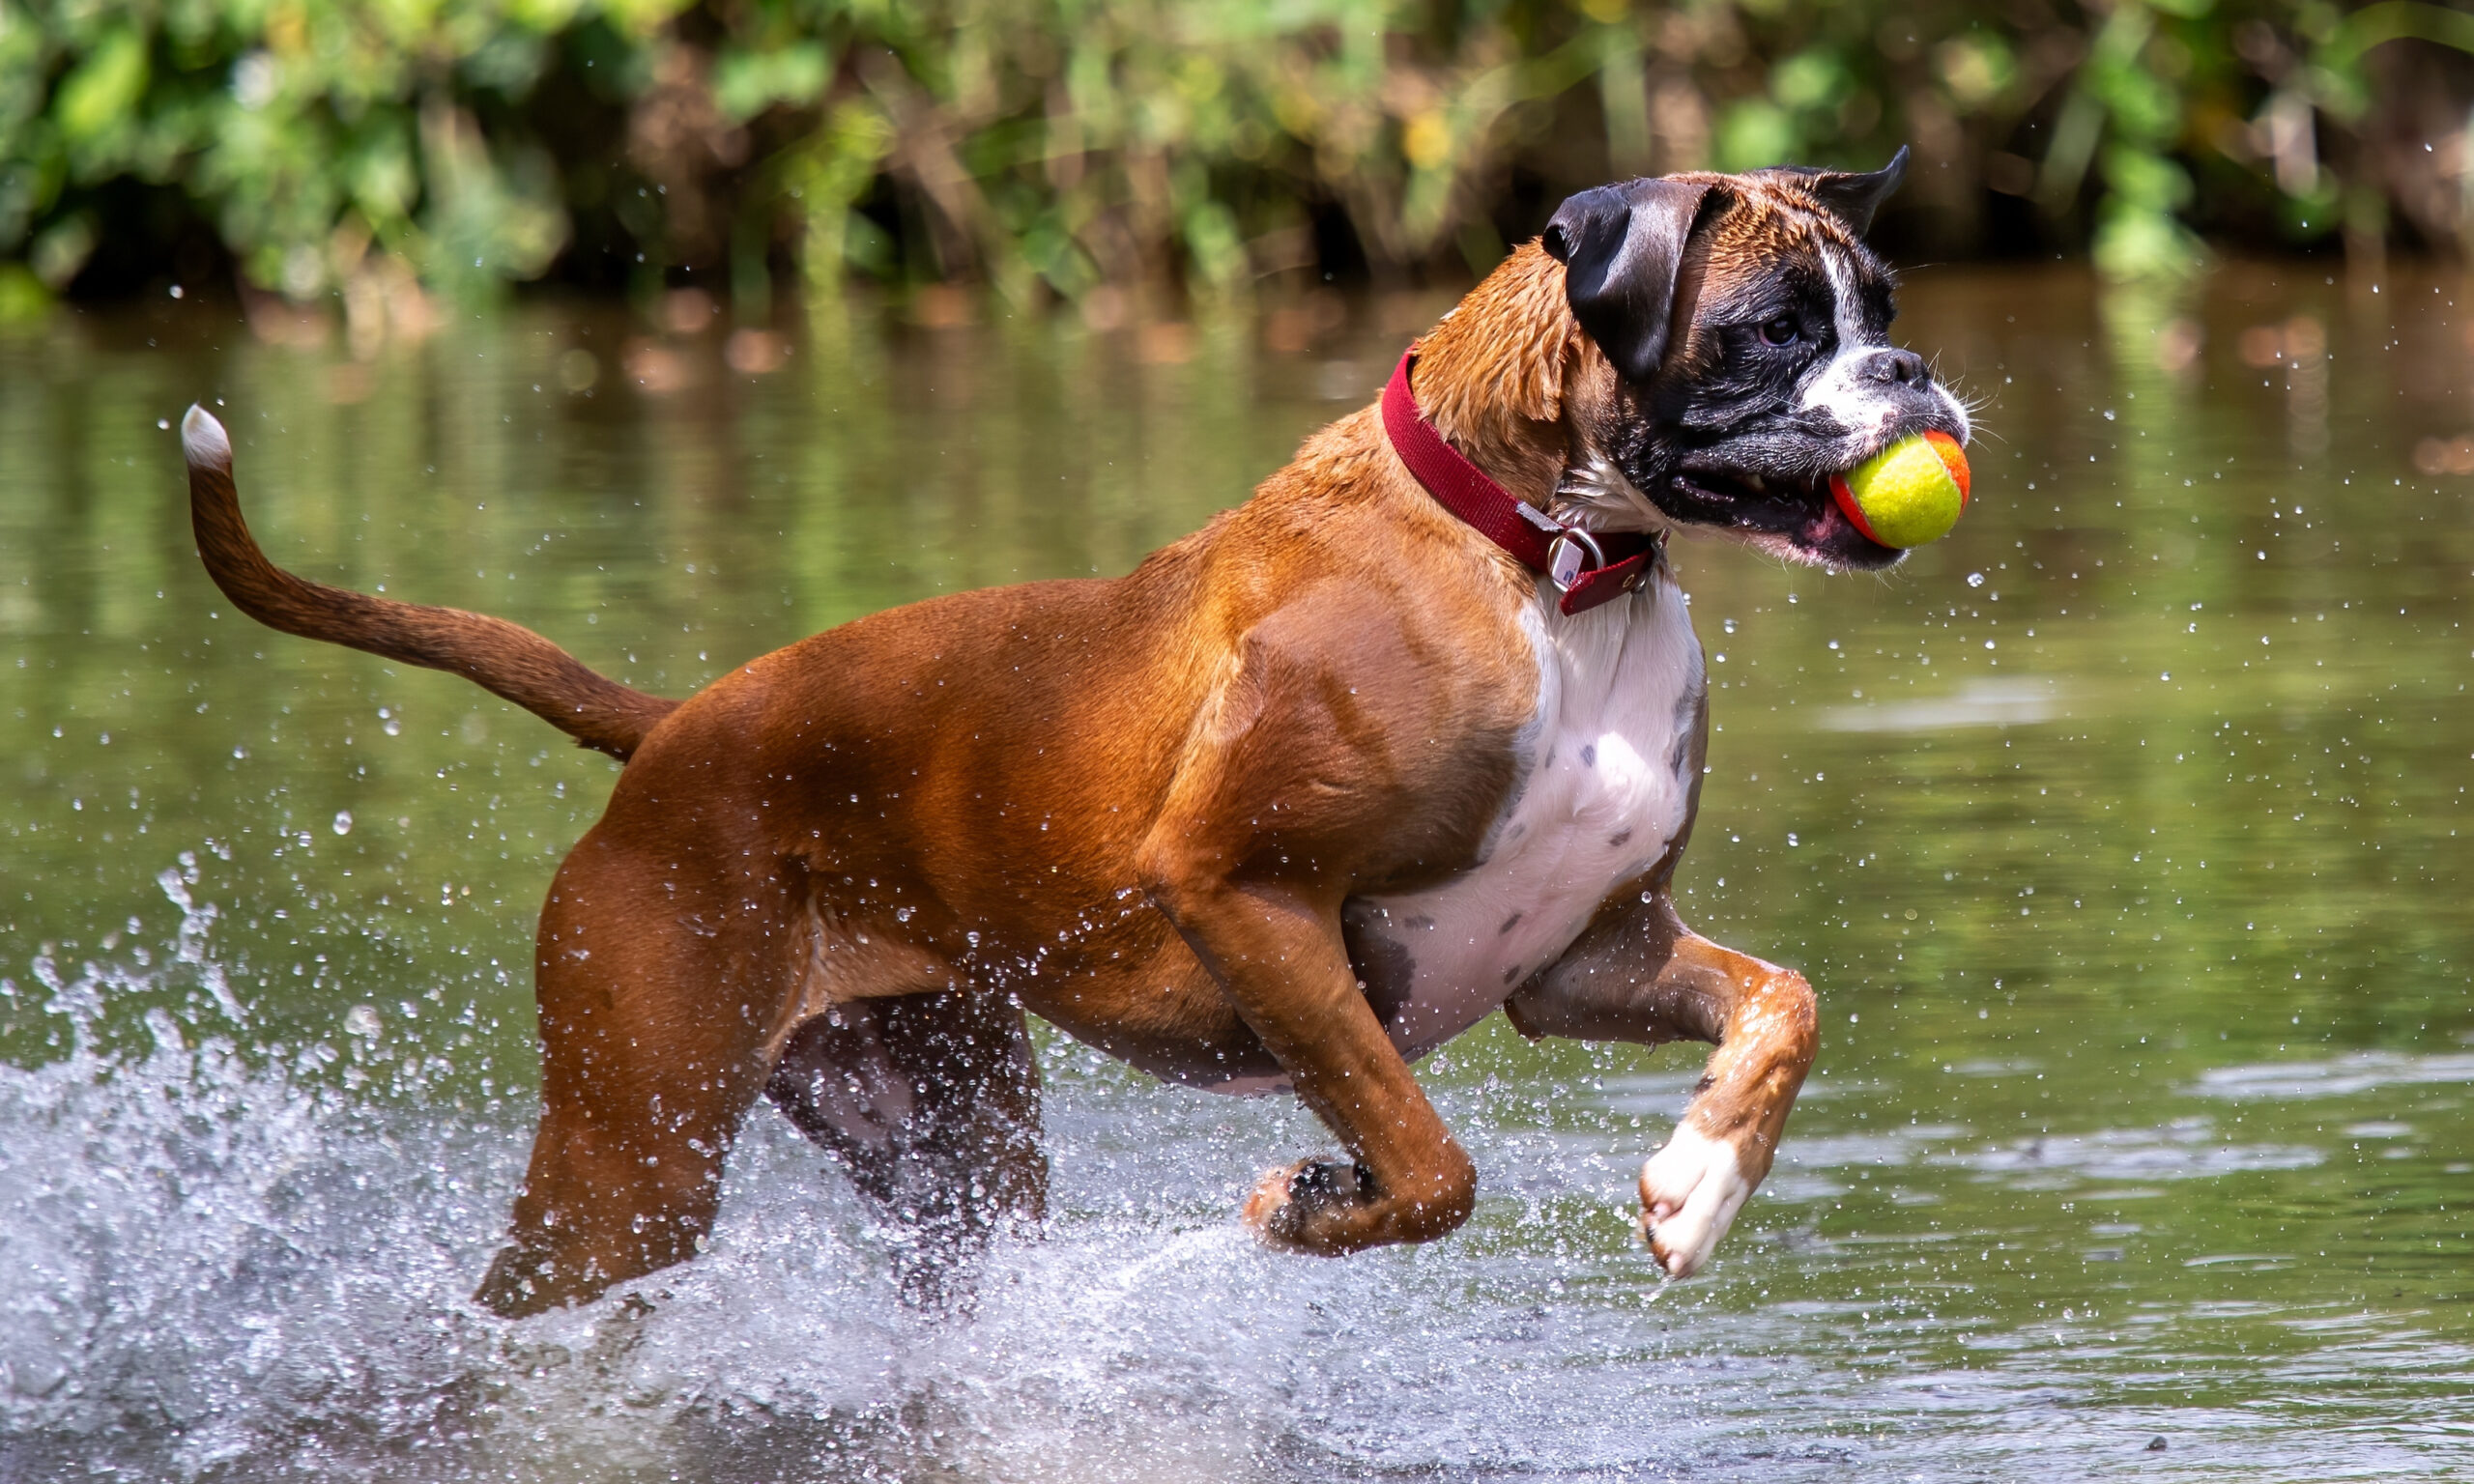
[1753,146,1910,235]
[1541,178,1714,385]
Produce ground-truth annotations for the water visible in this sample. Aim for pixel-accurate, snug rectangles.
[2,268,2469,1479]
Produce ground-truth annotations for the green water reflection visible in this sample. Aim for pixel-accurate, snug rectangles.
[2,266,2469,1473]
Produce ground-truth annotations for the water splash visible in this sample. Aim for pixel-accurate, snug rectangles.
[158,852,248,1027]
[4,867,2468,1482]
[0,872,1741,1483]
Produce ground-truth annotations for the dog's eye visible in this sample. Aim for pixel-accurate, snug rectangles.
[1759,316,1799,347]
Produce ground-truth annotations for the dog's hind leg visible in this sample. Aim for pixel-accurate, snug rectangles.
[764,989,1046,1305]
[1507,887,1817,1278]
[474,823,799,1318]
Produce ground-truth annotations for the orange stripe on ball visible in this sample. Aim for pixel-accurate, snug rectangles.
[1828,471,1885,545]
[1924,430,1971,508]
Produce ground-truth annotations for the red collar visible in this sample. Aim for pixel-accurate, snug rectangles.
[1381,350,1659,616]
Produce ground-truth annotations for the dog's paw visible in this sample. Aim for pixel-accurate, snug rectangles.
[1241,1157,1368,1250]
[1637,1125,1750,1278]
[1241,1159,1310,1234]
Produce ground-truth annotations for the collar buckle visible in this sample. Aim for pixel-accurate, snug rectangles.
[1544,528,1605,593]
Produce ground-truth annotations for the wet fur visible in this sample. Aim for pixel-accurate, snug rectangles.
[184,163,1949,1313]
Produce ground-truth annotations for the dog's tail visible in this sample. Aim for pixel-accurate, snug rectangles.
[182,405,677,760]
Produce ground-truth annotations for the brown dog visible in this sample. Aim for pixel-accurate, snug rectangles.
[181,153,1966,1317]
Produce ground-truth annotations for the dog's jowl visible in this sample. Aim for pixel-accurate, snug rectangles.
[181,151,1968,1316]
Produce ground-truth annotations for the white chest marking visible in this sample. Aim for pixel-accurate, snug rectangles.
[1349,574,1705,1061]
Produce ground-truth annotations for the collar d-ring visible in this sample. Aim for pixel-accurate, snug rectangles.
[1545,527,1605,592]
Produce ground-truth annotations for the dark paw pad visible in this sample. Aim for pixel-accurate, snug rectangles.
[1285,1158,1374,1214]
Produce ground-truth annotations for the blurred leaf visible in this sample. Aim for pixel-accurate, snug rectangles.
[464,33,553,96]
[1181,196,1246,290]
[2101,143,2194,213]
[56,25,147,150]
[27,212,92,288]
[420,102,570,300]
[1714,99,1798,172]
[788,98,897,288]
[1934,34,2017,111]
[0,261,49,323]
[713,42,830,124]
[2092,195,2205,279]
[1771,48,1848,112]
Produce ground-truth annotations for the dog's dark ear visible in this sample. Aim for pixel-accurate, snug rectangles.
[1755,146,1910,235]
[1541,178,1713,385]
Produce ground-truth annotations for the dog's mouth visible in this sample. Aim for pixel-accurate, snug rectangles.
[1662,461,1901,571]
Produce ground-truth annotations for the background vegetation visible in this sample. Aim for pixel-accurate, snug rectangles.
[8,0,2474,321]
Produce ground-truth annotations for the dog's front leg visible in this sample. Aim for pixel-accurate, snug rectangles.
[1134,626,1480,1255]
[1141,869,1476,1252]
[1507,889,1817,1277]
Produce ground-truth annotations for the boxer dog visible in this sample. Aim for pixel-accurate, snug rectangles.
[180,150,1965,1316]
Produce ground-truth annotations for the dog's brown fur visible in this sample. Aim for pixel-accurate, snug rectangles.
[187,207,1833,1315]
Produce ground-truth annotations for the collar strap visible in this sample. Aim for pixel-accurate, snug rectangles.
[1381,350,1658,616]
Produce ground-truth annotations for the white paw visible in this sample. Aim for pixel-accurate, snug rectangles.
[1638,1125,1750,1278]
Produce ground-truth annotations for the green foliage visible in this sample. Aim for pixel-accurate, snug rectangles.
[5,0,2474,305]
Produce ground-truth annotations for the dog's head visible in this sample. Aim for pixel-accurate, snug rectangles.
[1536,150,1968,570]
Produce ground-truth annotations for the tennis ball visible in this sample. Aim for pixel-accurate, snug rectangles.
[1829,431,1971,549]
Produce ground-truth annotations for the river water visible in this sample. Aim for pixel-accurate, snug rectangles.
[1,267,2468,1480]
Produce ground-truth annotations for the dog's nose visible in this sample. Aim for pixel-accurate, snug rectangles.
[1857,348,1931,387]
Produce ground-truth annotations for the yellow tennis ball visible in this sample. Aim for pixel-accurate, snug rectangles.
[1829,432,1971,549]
